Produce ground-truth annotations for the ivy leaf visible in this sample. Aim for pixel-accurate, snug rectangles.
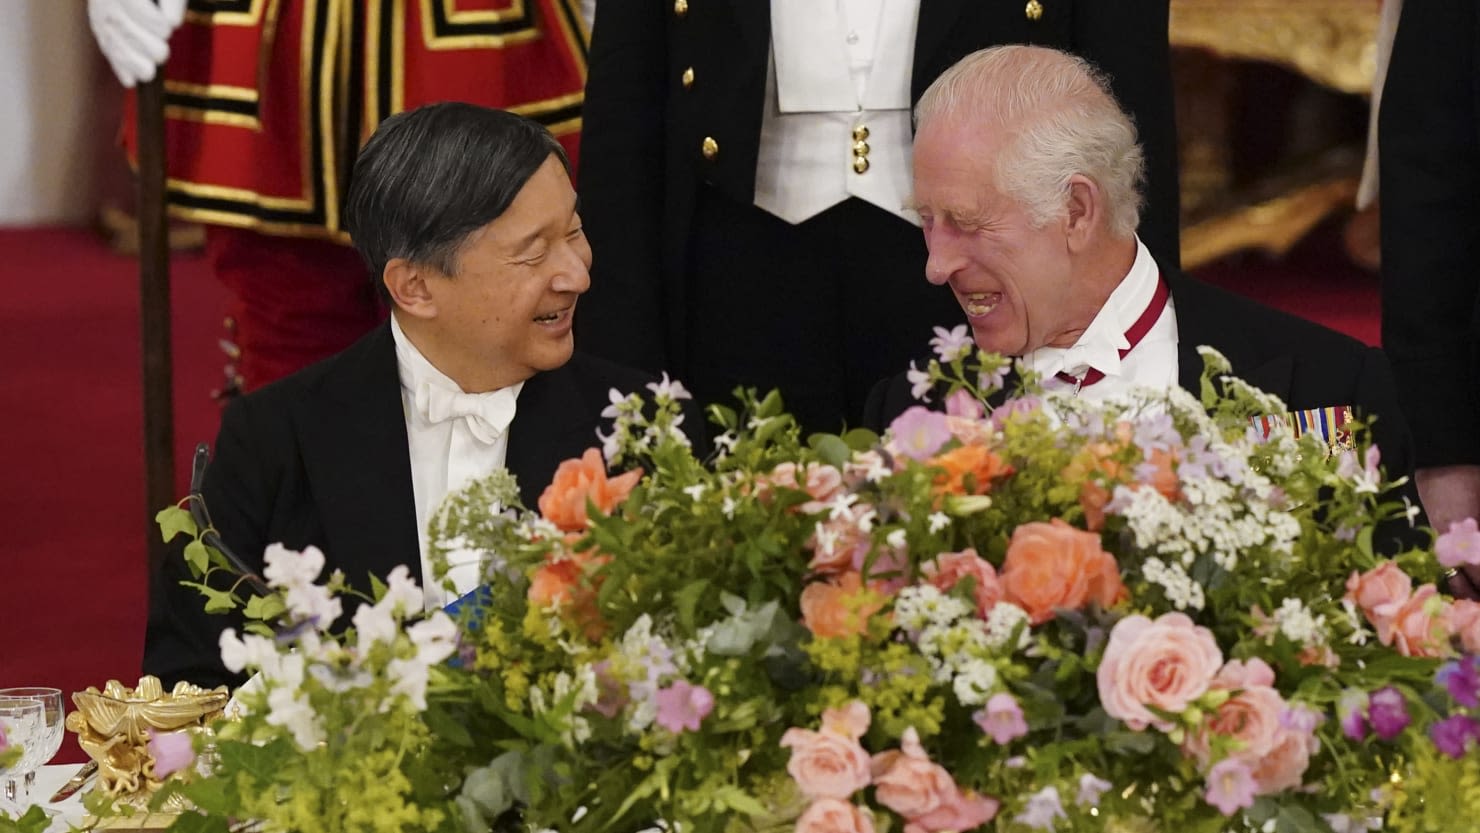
[182,581,237,613]
[183,539,210,575]
[156,505,198,543]
[244,593,286,621]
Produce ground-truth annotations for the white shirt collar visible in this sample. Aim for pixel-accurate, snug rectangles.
[1024,237,1159,383]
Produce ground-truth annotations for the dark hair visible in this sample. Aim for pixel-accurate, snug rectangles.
[343,102,570,300]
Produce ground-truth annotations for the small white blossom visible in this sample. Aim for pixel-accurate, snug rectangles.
[682,484,706,501]
[885,529,908,550]
[984,602,1031,651]
[1272,597,1327,646]
[722,496,737,519]
[928,512,951,533]
[646,372,692,402]
[929,325,974,363]
[951,658,999,706]
[907,362,933,401]
[262,544,327,589]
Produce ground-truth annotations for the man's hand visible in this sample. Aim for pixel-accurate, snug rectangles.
[88,0,188,88]
[1418,464,1480,600]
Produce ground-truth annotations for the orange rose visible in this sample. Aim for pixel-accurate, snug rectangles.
[801,572,885,638]
[1390,584,1450,658]
[930,445,1013,496]
[528,542,610,640]
[538,448,644,532]
[1343,562,1414,645]
[1143,448,1181,502]
[1000,519,1125,624]
[1446,599,1480,653]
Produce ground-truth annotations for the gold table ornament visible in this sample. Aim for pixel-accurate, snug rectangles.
[65,676,229,829]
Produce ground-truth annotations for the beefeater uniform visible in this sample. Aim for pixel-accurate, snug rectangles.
[121,0,590,391]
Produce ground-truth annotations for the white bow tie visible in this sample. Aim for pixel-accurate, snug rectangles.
[414,382,519,444]
[1040,335,1127,382]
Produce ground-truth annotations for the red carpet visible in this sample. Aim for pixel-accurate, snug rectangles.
[0,224,1379,765]
[0,227,228,763]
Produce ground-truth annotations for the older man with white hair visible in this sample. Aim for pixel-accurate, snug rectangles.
[865,45,1423,548]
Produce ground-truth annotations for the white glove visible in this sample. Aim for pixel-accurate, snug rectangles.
[88,0,188,88]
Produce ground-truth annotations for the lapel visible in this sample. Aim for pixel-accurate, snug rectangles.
[725,0,772,61]
[1167,271,1295,402]
[914,0,972,88]
[292,323,423,585]
[505,359,607,511]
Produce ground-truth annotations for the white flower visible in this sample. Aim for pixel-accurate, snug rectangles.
[826,493,860,520]
[283,583,343,630]
[218,628,278,674]
[984,602,1031,650]
[387,656,433,711]
[907,362,933,401]
[885,529,907,550]
[1342,599,1370,646]
[409,612,459,665]
[951,658,998,706]
[262,544,327,589]
[682,484,706,501]
[645,372,692,402]
[379,565,425,616]
[928,512,950,533]
[1273,597,1326,646]
[1142,557,1205,612]
[353,601,398,654]
[722,496,737,519]
[600,387,626,419]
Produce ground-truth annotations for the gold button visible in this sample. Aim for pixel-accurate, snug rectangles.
[1025,0,1043,21]
[852,140,870,157]
[674,0,688,16]
[852,125,870,142]
[682,67,695,89]
[853,156,870,174]
[701,136,719,160]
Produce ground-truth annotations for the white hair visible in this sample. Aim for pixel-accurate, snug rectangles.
[914,45,1146,237]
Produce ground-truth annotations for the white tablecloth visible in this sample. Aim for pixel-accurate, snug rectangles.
[16,764,88,831]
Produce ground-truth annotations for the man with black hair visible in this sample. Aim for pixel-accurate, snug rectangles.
[144,103,656,689]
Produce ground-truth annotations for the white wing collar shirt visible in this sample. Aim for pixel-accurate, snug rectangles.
[1023,237,1178,401]
[755,0,921,225]
[391,313,523,609]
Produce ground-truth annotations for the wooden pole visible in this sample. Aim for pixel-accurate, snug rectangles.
[137,68,174,576]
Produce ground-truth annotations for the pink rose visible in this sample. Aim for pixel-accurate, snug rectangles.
[1097,613,1223,731]
[796,800,875,833]
[762,462,845,514]
[1390,584,1449,658]
[1446,599,1480,653]
[1344,562,1414,644]
[907,787,999,833]
[922,549,1003,619]
[1247,721,1318,793]
[781,703,873,802]
[870,729,957,820]
[1183,659,1284,767]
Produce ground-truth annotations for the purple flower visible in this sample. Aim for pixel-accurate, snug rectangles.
[929,325,974,363]
[654,680,714,733]
[1280,703,1324,734]
[1437,518,1480,569]
[1132,413,1177,454]
[889,406,953,461]
[1015,786,1066,830]
[1075,773,1112,807]
[147,729,196,778]
[1337,689,1369,741]
[1204,758,1257,816]
[1437,656,1480,709]
[973,693,1029,744]
[988,397,1042,431]
[1368,686,1411,741]
[944,389,985,419]
[1430,714,1480,759]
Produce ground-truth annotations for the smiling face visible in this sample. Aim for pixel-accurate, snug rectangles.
[911,118,1093,357]
[419,155,591,391]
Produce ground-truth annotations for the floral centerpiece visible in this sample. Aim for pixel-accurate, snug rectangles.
[134,332,1480,833]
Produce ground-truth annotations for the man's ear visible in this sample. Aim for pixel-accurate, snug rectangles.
[1063,174,1102,252]
[382,258,437,319]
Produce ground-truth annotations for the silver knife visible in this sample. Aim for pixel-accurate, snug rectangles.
[48,760,98,803]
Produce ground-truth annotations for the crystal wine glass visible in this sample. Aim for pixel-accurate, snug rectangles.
[0,689,63,802]
[0,698,43,812]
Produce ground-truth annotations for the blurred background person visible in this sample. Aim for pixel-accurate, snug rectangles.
[1379,0,1480,591]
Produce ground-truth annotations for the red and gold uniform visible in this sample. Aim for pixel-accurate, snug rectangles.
[121,0,589,390]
